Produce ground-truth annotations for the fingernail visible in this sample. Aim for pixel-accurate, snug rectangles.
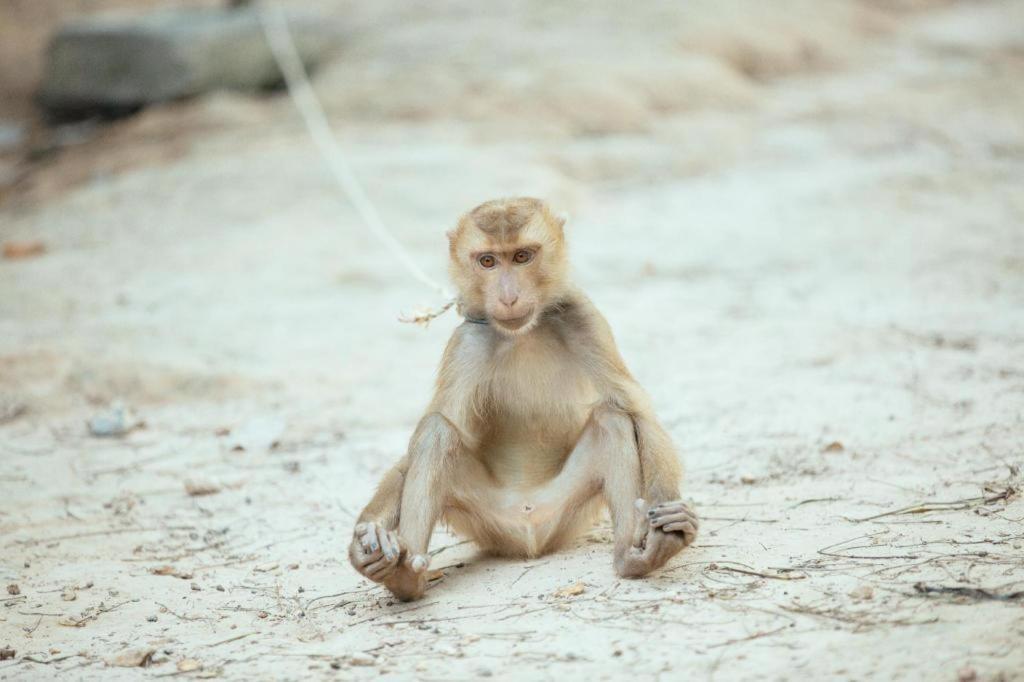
[371,543,379,551]
[647,509,655,517]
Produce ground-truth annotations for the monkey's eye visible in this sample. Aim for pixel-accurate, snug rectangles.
[512,249,533,264]
[478,254,497,269]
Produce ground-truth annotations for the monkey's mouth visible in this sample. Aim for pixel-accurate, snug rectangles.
[492,309,534,331]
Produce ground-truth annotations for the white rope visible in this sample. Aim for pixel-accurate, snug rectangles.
[256,1,454,305]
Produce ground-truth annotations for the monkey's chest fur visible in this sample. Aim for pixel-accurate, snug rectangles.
[447,327,604,556]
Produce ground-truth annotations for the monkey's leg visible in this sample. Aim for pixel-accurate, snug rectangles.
[536,405,694,576]
[383,412,466,601]
[526,406,643,562]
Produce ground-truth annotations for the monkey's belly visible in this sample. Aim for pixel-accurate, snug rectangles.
[445,438,604,558]
[444,493,603,558]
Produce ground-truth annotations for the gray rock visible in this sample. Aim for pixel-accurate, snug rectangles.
[38,7,335,116]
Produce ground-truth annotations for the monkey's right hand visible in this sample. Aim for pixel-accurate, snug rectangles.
[348,522,430,584]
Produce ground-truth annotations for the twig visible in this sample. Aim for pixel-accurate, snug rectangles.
[850,489,1014,523]
[911,583,1024,602]
[205,632,256,648]
[708,625,789,649]
[707,564,807,581]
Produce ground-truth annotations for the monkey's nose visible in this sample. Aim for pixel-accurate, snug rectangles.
[500,294,518,308]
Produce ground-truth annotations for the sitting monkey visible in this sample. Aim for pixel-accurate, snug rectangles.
[349,197,698,600]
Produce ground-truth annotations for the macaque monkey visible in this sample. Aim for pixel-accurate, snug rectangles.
[349,198,697,600]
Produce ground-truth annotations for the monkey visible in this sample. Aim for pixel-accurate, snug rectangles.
[348,197,698,601]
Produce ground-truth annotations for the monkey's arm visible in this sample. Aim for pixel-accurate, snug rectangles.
[566,293,684,504]
[356,458,408,528]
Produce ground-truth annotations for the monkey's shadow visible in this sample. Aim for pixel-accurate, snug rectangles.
[422,532,705,599]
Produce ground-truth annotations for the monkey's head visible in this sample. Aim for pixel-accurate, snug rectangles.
[448,197,568,336]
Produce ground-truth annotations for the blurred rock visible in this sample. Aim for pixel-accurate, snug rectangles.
[38,7,336,118]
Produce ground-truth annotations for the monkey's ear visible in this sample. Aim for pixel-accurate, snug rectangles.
[554,210,569,228]
[445,229,456,242]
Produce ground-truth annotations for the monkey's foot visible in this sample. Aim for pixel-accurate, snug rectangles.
[347,521,430,599]
[614,498,698,578]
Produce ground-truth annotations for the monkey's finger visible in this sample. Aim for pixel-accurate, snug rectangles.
[650,511,698,529]
[662,521,698,541]
[379,529,397,561]
[354,522,368,536]
[361,524,381,553]
[647,501,695,519]
[386,531,404,559]
[363,556,393,580]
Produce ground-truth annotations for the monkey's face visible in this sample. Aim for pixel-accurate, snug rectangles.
[448,198,568,336]
[471,245,544,334]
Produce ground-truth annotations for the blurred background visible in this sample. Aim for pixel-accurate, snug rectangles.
[1,0,1022,679]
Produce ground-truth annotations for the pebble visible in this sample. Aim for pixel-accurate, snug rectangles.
[349,652,376,666]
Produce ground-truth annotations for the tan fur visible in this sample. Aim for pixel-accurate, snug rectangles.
[349,198,697,601]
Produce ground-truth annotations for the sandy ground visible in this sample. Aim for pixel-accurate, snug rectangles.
[2,1,1023,679]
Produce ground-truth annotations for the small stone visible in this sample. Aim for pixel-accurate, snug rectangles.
[147,615,158,622]
[87,402,139,437]
[39,8,336,115]
[61,587,77,601]
[216,585,225,592]
[257,611,269,619]
[6,584,19,596]
[349,652,376,666]
[0,647,15,661]
[184,480,220,497]
[553,582,585,598]
[177,659,202,672]
[958,666,977,682]
[849,585,874,601]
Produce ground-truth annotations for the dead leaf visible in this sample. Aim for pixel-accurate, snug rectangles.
[108,647,155,668]
[821,441,845,453]
[2,240,46,260]
[553,582,586,598]
[151,565,192,579]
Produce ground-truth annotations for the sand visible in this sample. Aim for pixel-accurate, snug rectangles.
[1,1,1023,679]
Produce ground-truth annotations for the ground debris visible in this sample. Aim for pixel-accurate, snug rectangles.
[912,583,1024,603]
[349,651,376,666]
[87,402,144,438]
[151,565,194,579]
[177,658,203,672]
[2,240,46,260]
[553,582,586,598]
[185,479,221,497]
[107,647,156,667]
[0,646,15,661]
[6,584,19,596]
